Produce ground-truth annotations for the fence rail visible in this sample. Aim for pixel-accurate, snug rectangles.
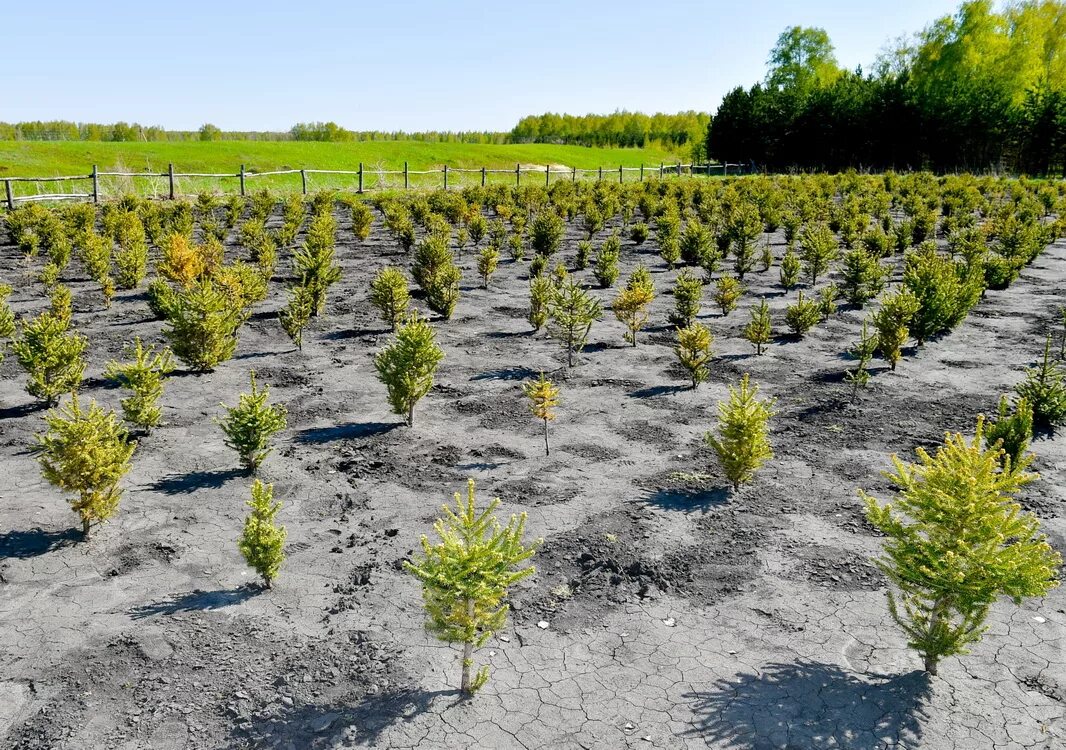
[1,160,754,209]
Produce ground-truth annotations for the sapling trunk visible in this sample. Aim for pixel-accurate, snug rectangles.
[923,652,938,676]
[543,418,550,456]
[460,598,475,694]
[408,403,415,427]
[82,515,91,539]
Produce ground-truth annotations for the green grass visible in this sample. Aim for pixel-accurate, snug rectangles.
[0,140,686,199]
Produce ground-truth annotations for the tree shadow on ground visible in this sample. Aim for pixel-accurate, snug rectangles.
[682,660,931,749]
[147,467,246,495]
[642,487,730,513]
[0,401,47,420]
[0,527,80,559]
[483,330,531,340]
[129,586,260,619]
[235,688,462,749]
[295,422,398,444]
[470,366,538,381]
[628,384,687,399]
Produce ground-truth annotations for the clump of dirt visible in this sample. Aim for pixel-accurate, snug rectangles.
[5,614,406,750]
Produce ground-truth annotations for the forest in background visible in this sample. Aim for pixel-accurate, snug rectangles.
[707,0,1066,174]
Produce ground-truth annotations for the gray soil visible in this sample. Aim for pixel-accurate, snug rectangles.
[1,204,1064,749]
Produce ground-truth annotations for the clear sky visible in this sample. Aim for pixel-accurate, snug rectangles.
[4,0,963,132]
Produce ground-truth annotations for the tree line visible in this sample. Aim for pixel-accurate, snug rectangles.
[509,111,711,153]
[0,112,712,154]
[707,0,1066,175]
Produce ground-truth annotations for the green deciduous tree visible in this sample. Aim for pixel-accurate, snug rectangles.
[862,418,1060,676]
[404,480,539,695]
[375,315,445,426]
[239,479,287,589]
[706,373,777,491]
[35,395,135,538]
[104,338,175,431]
[218,372,288,474]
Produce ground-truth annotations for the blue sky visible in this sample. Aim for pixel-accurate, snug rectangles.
[4,0,962,131]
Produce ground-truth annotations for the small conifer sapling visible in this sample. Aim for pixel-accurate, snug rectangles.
[404,480,539,695]
[374,315,445,426]
[743,299,773,355]
[845,320,877,401]
[218,372,288,474]
[862,418,1060,676]
[1014,335,1066,429]
[35,395,136,538]
[369,267,411,332]
[279,283,314,350]
[705,373,776,491]
[984,396,1034,472]
[548,280,602,366]
[523,372,559,455]
[104,338,175,431]
[675,323,713,389]
[238,479,287,589]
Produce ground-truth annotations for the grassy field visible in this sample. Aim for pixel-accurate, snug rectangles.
[0,141,687,198]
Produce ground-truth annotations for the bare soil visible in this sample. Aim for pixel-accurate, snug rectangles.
[1,207,1064,749]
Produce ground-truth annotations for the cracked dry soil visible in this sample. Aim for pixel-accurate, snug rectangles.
[1,203,1064,749]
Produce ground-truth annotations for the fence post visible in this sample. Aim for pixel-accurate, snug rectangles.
[443,164,448,191]
[659,163,663,179]
[545,164,550,187]
[168,163,175,200]
[723,162,728,177]
[481,166,486,187]
[572,166,576,182]
[640,164,644,182]
[240,164,246,196]
[515,163,521,187]
[4,180,12,210]
[300,169,307,195]
[676,162,681,177]
[404,162,409,190]
[598,166,602,182]
[619,165,623,184]
[92,165,99,203]
[358,162,364,193]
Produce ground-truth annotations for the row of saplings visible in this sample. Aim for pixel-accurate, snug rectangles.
[7,277,1066,691]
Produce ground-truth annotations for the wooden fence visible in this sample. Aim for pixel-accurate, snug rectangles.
[1,161,753,209]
